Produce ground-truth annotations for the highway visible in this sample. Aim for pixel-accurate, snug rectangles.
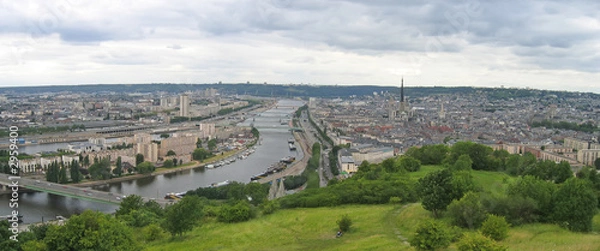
[0,175,172,207]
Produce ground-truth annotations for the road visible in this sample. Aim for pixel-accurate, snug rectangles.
[298,110,335,187]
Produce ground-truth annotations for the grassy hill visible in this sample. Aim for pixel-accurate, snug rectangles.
[145,202,600,251]
[145,166,600,250]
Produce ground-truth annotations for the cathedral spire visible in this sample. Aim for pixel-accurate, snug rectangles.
[400,77,404,102]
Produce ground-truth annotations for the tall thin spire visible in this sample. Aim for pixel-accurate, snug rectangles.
[400,77,404,102]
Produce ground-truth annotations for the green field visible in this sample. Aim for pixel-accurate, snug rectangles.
[145,166,600,251]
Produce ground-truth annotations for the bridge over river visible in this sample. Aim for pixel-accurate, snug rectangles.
[0,175,172,207]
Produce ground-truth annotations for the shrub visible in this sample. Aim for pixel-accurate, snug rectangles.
[447,192,487,229]
[481,195,539,226]
[337,214,352,232]
[480,215,509,241]
[142,223,167,242]
[456,232,506,251]
[260,200,280,215]
[409,220,451,251]
[389,196,402,204]
[217,201,256,223]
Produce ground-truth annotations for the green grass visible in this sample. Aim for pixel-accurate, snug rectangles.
[410,165,514,195]
[504,223,600,251]
[143,164,599,251]
[471,170,512,195]
[146,204,408,251]
[409,165,443,180]
[144,201,600,251]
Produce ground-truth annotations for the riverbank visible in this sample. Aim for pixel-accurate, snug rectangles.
[71,146,252,188]
[16,145,253,189]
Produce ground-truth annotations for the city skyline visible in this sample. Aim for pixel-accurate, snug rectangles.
[0,1,598,93]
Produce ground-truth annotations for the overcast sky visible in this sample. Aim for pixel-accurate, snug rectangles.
[0,0,599,93]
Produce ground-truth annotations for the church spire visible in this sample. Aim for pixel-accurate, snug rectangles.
[400,77,404,102]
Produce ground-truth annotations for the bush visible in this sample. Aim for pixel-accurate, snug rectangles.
[409,220,451,251]
[142,223,167,242]
[217,201,256,223]
[456,232,506,251]
[447,192,487,229]
[480,215,509,241]
[551,178,598,232]
[481,195,539,226]
[337,214,352,232]
[397,156,422,172]
[260,200,280,215]
[389,196,402,204]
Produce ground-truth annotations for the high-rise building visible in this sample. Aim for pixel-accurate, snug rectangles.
[160,97,169,108]
[179,94,189,117]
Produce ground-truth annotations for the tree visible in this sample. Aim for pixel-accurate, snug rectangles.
[135,154,144,165]
[116,195,144,217]
[0,220,20,250]
[83,155,90,167]
[160,133,170,138]
[113,156,123,177]
[46,161,60,183]
[70,160,82,183]
[196,138,203,148]
[89,158,111,180]
[446,142,493,170]
[382,158,401,173]
[397,156,421,172]
[251,127,259,138]
[456,232,506,251]
[43,210,140,251]
[244,181,268,206]
[58,165,68,184]
[552,161,573,184]
[409,220,451,251]
[163,159,174,168]
[551,178,598,232]
[207,138,217,151]
[447,192,487,229]
[595,158,600,170]
[337,214,352,232]
[163,195,203,237]
[193,148,212,161]
[507,175,556,221]
[480,214,510,241]
[136,161,155,174]
[417,169,460,217]
[451,154,473,172]
[166,150,176,156]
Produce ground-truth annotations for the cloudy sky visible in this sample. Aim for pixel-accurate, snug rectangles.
[0,0,599,93]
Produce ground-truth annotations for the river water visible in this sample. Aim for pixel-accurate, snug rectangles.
[0,100,305,224]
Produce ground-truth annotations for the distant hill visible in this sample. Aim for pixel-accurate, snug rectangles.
[0,83,597,99]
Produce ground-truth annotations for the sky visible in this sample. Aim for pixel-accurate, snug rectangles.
[0,0,599,93]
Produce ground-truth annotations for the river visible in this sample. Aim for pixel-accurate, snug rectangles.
[0,100,305,224]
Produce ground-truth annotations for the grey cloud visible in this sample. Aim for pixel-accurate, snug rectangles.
[167,44,183,50]
[1,0,599,74]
